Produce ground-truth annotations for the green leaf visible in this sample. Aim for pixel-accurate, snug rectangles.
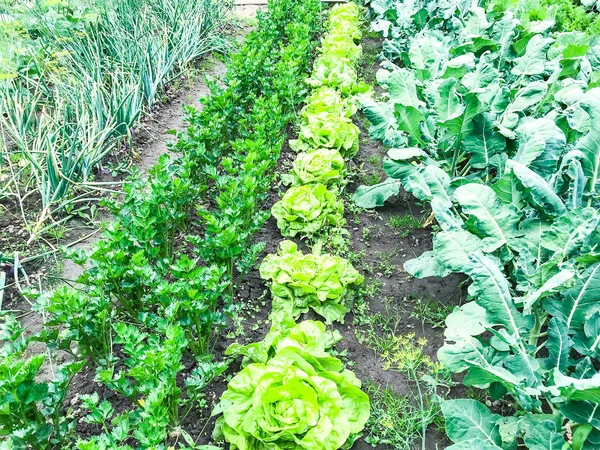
[377,68,424,108]
[394,104,427,146]
[431,230,482,272]
[573,425,593,450]
[404,250,452,278]
[444,302,490,338]
[506,160,567,216]
[523,420,567,450]
[433,78,465,122]
[521,269,575,313]
[446,439,502,449]
[360,96,405,146]
[441,399,502,446]
[561,401,600,429]
[540,207,599,261]
[511,35,554,78]
[514,118,566,177]
[353,177,402,209]
[463,114,506,169]
[544,317,572,372]
[577,88,600,202]
[499,81,548,136]
[404,165,453,208]
[546,263,600,332]
[462,57,500,93]
[454,184,521,252]
[440,92,486,137]
[464,252,526,336]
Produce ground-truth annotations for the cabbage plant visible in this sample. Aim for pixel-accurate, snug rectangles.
[283,149,346,187]
[272,183,345,237]
[259,240,363,323]
[213,338,370,450]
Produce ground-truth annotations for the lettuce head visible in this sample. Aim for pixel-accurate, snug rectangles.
[213,340,369,450]
[259,241,363,323]
[271,184,345,238]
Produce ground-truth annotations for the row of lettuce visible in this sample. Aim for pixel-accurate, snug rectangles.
[0,1,325,448]
[356,0,600,448]
[211,4,374,450]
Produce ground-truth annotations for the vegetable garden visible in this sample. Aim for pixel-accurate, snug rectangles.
[2,0,600,449]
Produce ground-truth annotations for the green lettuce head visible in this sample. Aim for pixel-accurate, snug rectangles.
[291,112,360,157]
[226,320,343,366]
[307,57,359,94]
[272,184,345,238]
[302,87,357,119]
[213,346,370,450]
[283,149,346,187]
[327,3,361,38]
[259,241,364,323]
[320,31,362,64]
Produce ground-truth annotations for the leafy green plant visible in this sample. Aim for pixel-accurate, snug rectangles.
[291,112,361,157]
[283,149,346,187]
[212,322,370,450]
[259,240,364,323]
[226,319,343,365]
[302,86,357,119]
[356,1,600,448]
[0,315,84,449]
[272,183,346,238]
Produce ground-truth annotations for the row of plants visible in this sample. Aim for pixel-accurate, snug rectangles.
[0,0,230,237]
[212,4,373,449]
[356,0,600,448]
[0,1,325,448]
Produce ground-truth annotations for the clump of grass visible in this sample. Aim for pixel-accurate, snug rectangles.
[387,214,422,238]
[375,250,396,277]
[410,297,456,329]
[364,384,427,449]
[358,168,382,186]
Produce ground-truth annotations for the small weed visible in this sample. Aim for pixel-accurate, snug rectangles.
[362,227,370,241]
[411,297,456,329]
[364,384,433,450]
[387,214,422,238]
[375,250,396,277]
[358,169,382,186]
[361,277,383,298]
[45,224,67,242]
[368,155,380,165]
[345,248,367,266]
[357,41,379,83]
